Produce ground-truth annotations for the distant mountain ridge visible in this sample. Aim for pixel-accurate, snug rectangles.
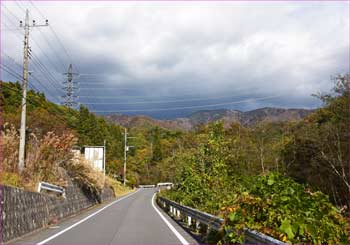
[105,107,315,131]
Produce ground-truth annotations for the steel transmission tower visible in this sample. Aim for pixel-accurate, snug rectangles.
[18,10,48,172]
[62,64,79,108]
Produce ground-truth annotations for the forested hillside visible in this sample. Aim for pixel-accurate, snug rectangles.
[0,80,185,188]
[0,81,129,195]
[0,81,124,169]
[106,107,313,131]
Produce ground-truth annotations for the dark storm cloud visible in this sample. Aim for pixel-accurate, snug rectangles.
[1,1,349,118]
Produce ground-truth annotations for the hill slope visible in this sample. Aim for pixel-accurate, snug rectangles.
[106,107,314,130]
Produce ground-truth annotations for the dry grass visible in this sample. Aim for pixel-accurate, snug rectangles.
[23,130,77,190]
[1,124,75,190]
[1,123,20,173]
[1,123,129,197]
[62,155,105,196]
[105,176,131,197]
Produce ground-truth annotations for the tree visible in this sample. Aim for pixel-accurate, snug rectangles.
[283,74,350,207]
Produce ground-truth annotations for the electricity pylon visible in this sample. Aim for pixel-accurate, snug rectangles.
[62,64,79,108]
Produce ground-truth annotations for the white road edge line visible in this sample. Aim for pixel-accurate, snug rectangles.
[151,193,190,245]
[37,189,140,245]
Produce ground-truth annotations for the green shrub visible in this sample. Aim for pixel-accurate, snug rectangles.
[221,173,349,244]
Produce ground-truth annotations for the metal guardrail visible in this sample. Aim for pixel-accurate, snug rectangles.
[38,181,66,197]
[244,228,286,244]
[158,196,223,230]
[139,184,156,188]
[157,196,285,245]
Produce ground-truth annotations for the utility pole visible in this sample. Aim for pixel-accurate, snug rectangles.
[18,10,48,172]
[123,128,127,186]
[123,128,135,186]
[62,64,79,108]
[103,139,106,176]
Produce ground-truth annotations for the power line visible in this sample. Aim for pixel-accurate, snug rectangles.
[2,4,66,75]
[1,10,24,38]
[36,27,66,71]
[30,73,61,103]
[27,1,85,107]
[0,62,60,103]
[79,87,136,90]
[1,82,69,125]
[80,91,265,106]
[78,73,106,76]
[1,82,67,124]
[1,64,42,98]
[1,4,21,21]
[29,0,80,73]
[49,25,80,73]
[14,0,27,15]
[1,5,73,129]
[0,27,23,31]
[0,63,23,81]
[29,33,64,73]
[78,85,261,99]
[2,53,22,69]
[3,51,60,91]
[8,27,65,93]
[89,95,282,113]
[2,53,61,102]
[30,53,62,90]
[18,3,65,70]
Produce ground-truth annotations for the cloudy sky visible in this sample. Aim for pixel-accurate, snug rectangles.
[1,1,349,119]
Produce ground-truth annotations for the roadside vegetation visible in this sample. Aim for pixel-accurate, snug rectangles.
[159,75,350,243]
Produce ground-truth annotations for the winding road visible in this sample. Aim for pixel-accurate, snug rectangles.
[11,188,197,245]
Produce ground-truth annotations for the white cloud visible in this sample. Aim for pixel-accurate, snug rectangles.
[1,1,348,117]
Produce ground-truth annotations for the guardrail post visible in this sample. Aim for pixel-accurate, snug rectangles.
[166,203,170,212]
[187,216,191,226]
[207,225,211,235]
[196,220,200,231]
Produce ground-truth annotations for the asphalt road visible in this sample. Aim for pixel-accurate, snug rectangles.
[11,188,197,245]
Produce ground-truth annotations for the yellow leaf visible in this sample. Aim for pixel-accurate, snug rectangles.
[282,235,288,242]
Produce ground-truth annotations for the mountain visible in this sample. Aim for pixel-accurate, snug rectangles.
[105,114,193,131]
[105,107,315,131]
[241,107,313,125]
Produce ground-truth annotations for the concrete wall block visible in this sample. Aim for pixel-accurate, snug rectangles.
[1,183,114,243]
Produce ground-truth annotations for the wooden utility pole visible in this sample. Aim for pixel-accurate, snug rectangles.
[18,10,48,172]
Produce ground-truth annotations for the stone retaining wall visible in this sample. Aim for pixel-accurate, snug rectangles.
[1,184,115,243]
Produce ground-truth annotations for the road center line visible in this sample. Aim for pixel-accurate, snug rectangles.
[151,193,189,245]
[36,189,140,245]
